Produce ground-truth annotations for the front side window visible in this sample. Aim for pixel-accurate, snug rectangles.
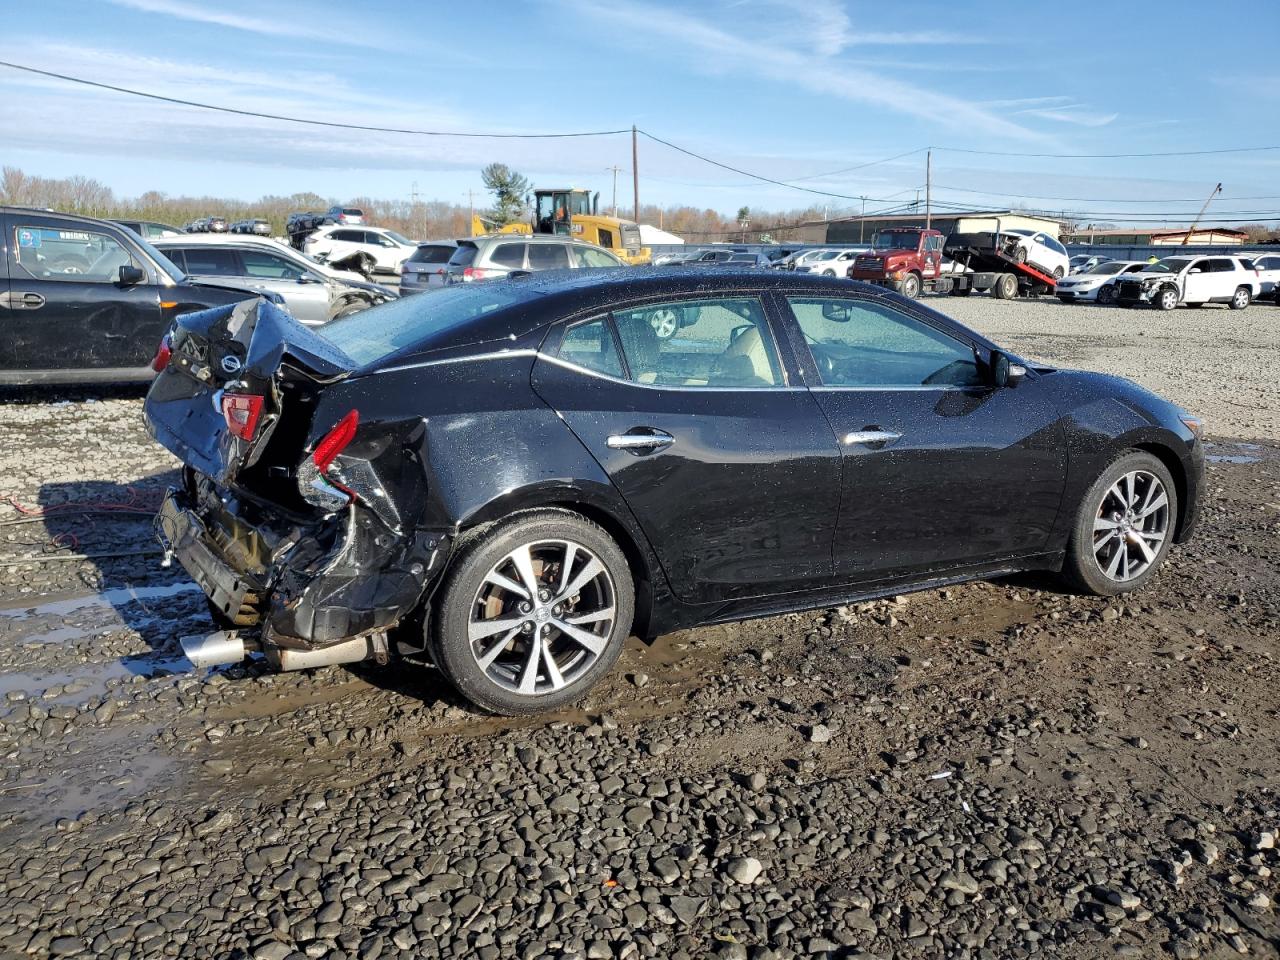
[611,298,781,388]
[11,225,140,282]
[557,318,623,377]
[240,250,307,280]
[786,297,983,388]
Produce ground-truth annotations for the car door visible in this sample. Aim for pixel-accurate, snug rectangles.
[775,292,1067,582]
[2,215,163,375]
[1181,258,1215,303]
[531,294,842,604]
[237,247,332,324]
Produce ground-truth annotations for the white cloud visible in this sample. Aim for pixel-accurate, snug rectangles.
[1021,107,1119,128]
[102,0,391,48]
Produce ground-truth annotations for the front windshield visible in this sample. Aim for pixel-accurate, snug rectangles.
[1143,258,1192,274]
[873,232,919,250]
[811,250,839,261]
[137,236,186,283]
[1089,262,1129,276]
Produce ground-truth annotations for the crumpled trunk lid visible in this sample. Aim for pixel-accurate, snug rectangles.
[145,299,353,486]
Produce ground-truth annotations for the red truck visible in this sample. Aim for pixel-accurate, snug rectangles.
[848,224,1058,299]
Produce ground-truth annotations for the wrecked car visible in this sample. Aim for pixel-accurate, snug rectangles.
[146,268,1204,715]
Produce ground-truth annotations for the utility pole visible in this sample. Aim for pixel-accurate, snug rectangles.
[925,149,932,230]
[632,125,641,224]
[467,189,475,237]
[606,165,622,218]
[1181,182,1222,246]
[859,196,866,243]
[410,180,420,204]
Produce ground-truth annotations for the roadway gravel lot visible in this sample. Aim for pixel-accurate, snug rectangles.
[0,294,1277,960]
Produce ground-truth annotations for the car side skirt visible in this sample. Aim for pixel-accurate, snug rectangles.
[0,365,155,386]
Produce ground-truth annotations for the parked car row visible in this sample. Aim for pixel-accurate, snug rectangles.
[1059,255,1267,310]
[229,218,272,236]
[183,216,228,233]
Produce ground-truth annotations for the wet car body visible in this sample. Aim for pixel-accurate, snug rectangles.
[145,269,1203,711]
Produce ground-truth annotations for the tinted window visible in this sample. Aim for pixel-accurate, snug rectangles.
[558,318,623,377]
[1206,259,1234,273]
[163,248,187,271]
[331,230,363,243]
[612,298,780,388]
[787,297,982,388]
[11,224,140,282]
[448,244,478,267]
[342,208,363,216]
[527,244,570,270]
[240,250,307,280]
[597,227,615,248]
[408,244,455,265]
[489,244,526,268]
[180,248,242,275]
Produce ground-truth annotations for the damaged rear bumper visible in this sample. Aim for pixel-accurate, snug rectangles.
[157,482,450,662]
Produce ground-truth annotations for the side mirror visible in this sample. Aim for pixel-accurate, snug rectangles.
[821,302,854,323]
[297,274,320,284]
[1188,268,1202,275]
[118,264,144,286]
[991,351,1027,388]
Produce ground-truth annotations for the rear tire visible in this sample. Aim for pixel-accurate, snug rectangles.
[1061,451,1178,597]
[431,510,634,715]
[1230,286,1251,310]
[992,273,1018,299]
[1052,266,1065,280]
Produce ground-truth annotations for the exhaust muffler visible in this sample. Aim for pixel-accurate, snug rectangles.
[181,630,256,668]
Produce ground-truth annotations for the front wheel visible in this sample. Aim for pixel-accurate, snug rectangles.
[898,273,921,299]
[1061,451,1177,596]
[1097,285,1117,306]
[1155,287,1179,311]
[1230,286,1251,310]
[432,510,635,715]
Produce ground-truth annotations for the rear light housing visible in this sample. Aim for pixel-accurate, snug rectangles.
[462,266,491,282]
[220,392,264,441]
[299,410,359,512]
[151,334,172,372]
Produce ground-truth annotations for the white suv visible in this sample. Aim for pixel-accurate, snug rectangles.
[1114,255,1261,311]
[303,225,416,275]
[1003,229,1071,279]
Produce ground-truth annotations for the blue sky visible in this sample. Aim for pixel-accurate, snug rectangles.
[4,0,1279,225]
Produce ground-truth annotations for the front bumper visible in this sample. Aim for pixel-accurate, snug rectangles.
[157,483,450,650]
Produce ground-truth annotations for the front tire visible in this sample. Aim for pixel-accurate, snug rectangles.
[899,272,921,299]
[432,510,634,715]
[1061,451,1177,596]
[1230,286,1251,310]
[1097,285,1117,306]
[1154,287,1179,311]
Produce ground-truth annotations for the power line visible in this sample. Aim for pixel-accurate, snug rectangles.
[0,60,630,139]
[932,183,1280,204]
[931,144,1280,159]
[783,147,929,183]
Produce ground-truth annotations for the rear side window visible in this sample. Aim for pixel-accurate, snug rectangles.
[489,244,526,268]
[164,248,188,271]
[180,248,241,275]
[527,244,570,270]
[611,298,781,388]
[409,244,455,265]
[558,318,623,377]
[1206,259,1234,273]
[574,247,622,268]
[448,244,478,267]
[240,250,306,280]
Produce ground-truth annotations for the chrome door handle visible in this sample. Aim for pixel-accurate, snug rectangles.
[843,429,902,446]
[8,292,45,310]
[607,430,674,452]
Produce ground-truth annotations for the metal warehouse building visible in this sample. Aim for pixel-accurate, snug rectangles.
[797,209,1065,244]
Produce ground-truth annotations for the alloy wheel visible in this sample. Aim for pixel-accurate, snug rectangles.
[1092,470,1169,582]
[648,309,680,340]
[468,539,617,696]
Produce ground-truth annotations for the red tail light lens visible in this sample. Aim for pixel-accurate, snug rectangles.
[313,410,359,471]
[221,393,264,441]
[151,334,172,372]
[462,266,489,281]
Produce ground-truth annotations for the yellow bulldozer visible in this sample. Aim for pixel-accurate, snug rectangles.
[470,188,651,265]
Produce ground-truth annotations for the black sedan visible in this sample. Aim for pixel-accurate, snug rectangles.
[145,269,1204,715]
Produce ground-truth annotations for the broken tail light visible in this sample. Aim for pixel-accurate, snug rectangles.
[299,410,360,511]
[221,393,265,442]
[151,334,172,372]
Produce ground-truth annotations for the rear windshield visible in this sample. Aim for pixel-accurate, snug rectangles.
[342,208,363,216]
[321,283,541,366]
[408,244,456,264]
[448,243,478,267]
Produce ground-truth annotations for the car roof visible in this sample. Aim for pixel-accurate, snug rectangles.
[153,234,289,248]
[416,239,459,247]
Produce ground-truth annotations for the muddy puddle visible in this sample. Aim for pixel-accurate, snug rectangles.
[1204,440,1268,464]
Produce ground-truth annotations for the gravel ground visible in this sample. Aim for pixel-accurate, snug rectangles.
[0,296,1277,960]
